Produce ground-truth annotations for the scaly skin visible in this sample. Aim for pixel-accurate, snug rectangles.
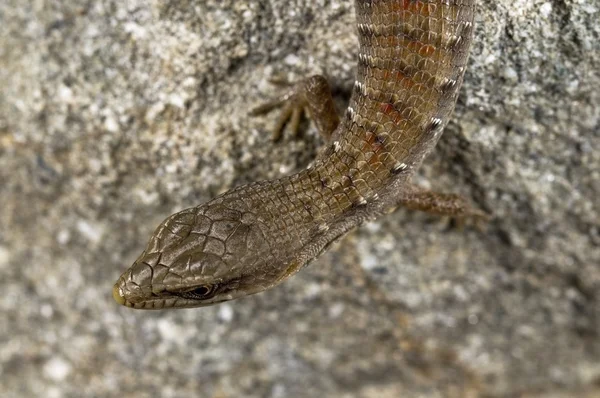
[113,0,478,309]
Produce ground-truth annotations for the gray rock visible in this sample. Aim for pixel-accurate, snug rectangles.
[1,0,598,397]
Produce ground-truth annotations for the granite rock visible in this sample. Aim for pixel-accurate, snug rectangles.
[1,0,599,397]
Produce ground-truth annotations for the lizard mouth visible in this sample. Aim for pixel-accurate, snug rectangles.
[112,281,237,309]
[111,284,180,309]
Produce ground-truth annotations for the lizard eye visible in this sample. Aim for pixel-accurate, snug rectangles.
[179,284,218,300]
[192,286,212,296]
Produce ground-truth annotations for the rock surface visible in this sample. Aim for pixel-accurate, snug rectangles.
[1,0,599,397]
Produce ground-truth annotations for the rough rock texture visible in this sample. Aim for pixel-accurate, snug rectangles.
[1,0,599,397]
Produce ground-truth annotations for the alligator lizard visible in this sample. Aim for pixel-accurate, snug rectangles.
[114,0,481,309]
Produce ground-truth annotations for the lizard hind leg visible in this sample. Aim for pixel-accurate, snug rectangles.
[250,75,340,142]
[398,188,491,224]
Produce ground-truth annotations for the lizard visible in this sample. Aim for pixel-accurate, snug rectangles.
[113,0,483,309]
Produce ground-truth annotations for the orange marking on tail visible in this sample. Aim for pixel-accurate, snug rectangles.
[380,102,407,126]
[380,102,395,115]
[407,40,437,57]
[419,44,436,57]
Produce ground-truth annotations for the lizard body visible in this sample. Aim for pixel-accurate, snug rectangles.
[113,0,480,309]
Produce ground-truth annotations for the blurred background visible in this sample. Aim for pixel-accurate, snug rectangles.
[1,0,599,397]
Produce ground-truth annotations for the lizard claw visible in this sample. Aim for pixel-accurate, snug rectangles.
[250,82,308,141]
[250,75,340,142]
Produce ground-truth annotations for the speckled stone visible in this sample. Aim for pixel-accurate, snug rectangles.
[1,0,599,397]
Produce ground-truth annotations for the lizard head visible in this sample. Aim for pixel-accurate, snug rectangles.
[113,200,292,309]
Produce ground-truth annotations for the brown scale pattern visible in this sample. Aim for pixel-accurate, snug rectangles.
[281,0,476,223]
[113,0,477,309]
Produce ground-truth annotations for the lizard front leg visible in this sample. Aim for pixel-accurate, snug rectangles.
[250,75,340,142]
